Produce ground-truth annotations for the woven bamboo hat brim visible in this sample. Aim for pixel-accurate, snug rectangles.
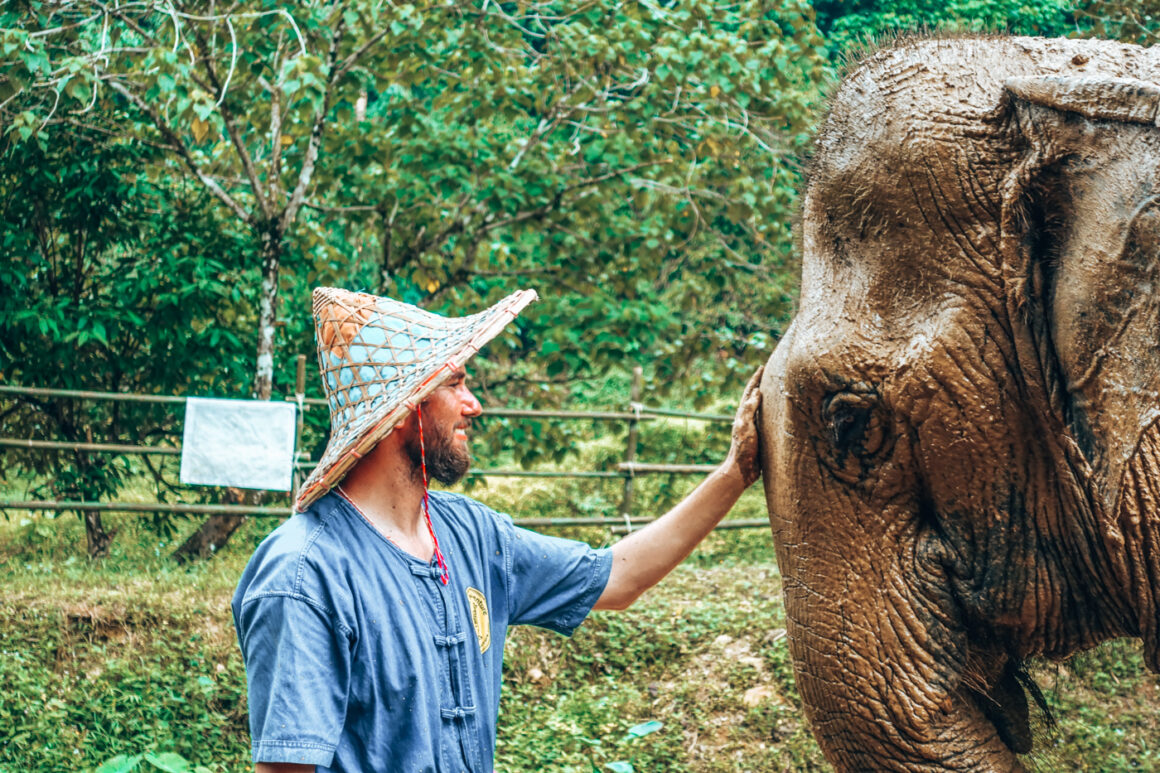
[295,287,538,511]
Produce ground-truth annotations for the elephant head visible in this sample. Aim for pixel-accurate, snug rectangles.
[761,36,1160,771]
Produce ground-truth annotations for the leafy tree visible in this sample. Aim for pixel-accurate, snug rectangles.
[3,1,392,398]
[3,0,827,558]
[0,120,253,556]
[286,0,827,461]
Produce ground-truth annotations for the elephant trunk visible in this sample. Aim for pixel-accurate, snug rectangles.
[777,539,1028,772]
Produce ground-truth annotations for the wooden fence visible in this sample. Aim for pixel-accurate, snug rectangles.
[0,359,769,533]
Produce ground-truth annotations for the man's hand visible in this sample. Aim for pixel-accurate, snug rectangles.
[726,366,764,487]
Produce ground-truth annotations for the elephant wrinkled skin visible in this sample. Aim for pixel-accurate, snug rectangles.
[760,36,1160,771]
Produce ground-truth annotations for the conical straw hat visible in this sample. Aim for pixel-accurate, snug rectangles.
[295,287,538,511]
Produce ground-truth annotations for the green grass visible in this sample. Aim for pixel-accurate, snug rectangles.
[2,460,1158,772]
[0,512,252,772]
[495,558,829,773]
[1026,641,1160,771]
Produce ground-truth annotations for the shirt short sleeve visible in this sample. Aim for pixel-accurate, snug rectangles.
[502,522,612,635]
[234,591,353,766]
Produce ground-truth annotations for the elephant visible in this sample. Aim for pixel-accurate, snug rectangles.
[759,35,1160,771]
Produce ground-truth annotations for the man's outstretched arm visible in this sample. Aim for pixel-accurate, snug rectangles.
[594,366,764,611]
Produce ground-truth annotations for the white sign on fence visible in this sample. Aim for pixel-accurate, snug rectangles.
[180,397,297,491]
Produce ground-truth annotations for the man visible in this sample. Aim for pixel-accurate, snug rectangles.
[232,287,763,772]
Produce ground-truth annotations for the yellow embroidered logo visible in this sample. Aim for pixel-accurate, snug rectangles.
[466,587,490,653]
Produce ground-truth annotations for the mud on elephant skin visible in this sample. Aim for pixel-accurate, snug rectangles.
[759,36,1160,772]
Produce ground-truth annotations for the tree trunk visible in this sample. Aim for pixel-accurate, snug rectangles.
[251,224,282,402]
[171,488,254,564]
[173,227,284,562]
[172,516,238,562]
[83,509,113,558]
[74,445,113,558]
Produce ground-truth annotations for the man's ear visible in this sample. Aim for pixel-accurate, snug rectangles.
[398,409,419,433]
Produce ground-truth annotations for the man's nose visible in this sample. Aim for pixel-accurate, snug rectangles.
[462,387,482,417]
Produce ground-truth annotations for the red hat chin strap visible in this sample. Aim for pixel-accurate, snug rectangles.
[416,403,449,585]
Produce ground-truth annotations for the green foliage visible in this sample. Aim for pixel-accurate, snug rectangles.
[96,751,211,773]
[1025,640,1160,771]
[590,720,665,773]
[0,117,255,548]
[309,0,824,405]
[1080,0,1160,44]
[0,0,1152,560]
[815,0,1084,55]
[0,0,828,406]
[0,122,254,396]
[0,599,248,771]
[495,556,821,772]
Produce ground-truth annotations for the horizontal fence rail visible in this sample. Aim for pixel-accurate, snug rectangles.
[0,374,769,531]
[0,438,181,455]
[0,385,731,423]
[3,500,769,531]
[0,440,707,477]
[0,385,189,404]
[7,500,295,516]
[619,462,718,474]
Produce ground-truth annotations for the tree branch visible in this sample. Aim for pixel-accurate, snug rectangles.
[141,454,185,499]
[267,31,287,207]
[280,4,348,232]
[105,78,252,224]
[335,27,389,78]
[508,77,588,171]
[303,201,381,213]
[478,159,667,236]
[195,27,271,218]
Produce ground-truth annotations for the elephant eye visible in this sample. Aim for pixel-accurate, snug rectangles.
[829,402,867,450]
[823,390,886,459]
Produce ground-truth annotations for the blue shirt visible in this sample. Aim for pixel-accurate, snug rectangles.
[232,490,613,772]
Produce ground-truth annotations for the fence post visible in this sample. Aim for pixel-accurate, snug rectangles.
[292,354,307,500]
[618,366,643,533]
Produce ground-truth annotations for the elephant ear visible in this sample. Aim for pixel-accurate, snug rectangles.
[1003,74,1160,673]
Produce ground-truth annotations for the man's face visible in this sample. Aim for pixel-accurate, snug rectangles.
[405,367,482,485]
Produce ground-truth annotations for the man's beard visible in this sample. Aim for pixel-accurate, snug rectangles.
[406,417,472,486]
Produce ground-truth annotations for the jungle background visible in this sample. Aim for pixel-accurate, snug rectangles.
[2,0,1159,770]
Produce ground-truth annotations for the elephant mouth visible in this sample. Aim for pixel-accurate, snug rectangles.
[962,658,1039,755]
